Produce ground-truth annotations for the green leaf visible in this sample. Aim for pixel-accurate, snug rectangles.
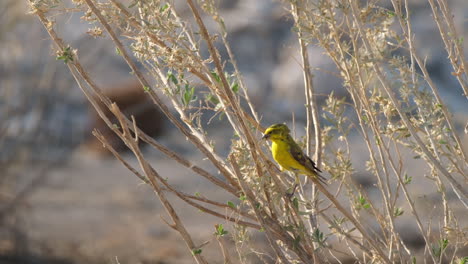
[167,72,179,85]
[205,93,220,105]
[312,228,327,247]
[357,195,370,209]
[167,71,178,85]
[227,201,235,209]
[182,85,196,106]
[331,216,345,227]
[394,207,404,217]
[441,238,448,250]
[231,82,239,93]
[56,46,74,63]
[362,114,368,123]
[292,197,299,209]
[386,10,396,17]
[375,136,381,145]
[403,174,412,185]
[210,71,221,83]
[143,86,150,92]
[214,224,228,237]
[457,256,468,264]
[160,3,169,12]
[191,249,202,255]
[239,193,247,201]
[432,238,449,258]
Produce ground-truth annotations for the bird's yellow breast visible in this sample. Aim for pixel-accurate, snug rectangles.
[271,139,307,173]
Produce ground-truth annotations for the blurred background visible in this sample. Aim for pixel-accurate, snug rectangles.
[1,0,467,263]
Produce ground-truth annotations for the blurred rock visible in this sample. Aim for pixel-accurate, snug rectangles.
[82,80,166,156]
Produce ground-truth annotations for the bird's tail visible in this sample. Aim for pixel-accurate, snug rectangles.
[310,172,328,185]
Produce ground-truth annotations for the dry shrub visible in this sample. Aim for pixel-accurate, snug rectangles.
[29,0,467,263]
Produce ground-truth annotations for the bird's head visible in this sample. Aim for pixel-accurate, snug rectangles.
[262,124,290,141]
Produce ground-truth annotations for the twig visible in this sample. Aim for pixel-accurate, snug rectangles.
[348,0,468,208]
[93,125,259,230]
[290,4,322,262]
[229,155,295,264]
[185,0,265,181]
[109,102,209,264]
[215,225,234,264]
[82,0,237,189]
[394,0,468,166]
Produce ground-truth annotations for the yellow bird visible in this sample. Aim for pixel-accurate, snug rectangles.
[262,124,326,187]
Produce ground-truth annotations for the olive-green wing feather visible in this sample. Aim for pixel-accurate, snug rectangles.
[288,138,326,184]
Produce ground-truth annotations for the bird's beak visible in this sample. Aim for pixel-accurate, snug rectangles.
[262,134,270,140]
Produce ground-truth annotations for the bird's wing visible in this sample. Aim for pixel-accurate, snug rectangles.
[288,142,321,173]
[288,140,326,183]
